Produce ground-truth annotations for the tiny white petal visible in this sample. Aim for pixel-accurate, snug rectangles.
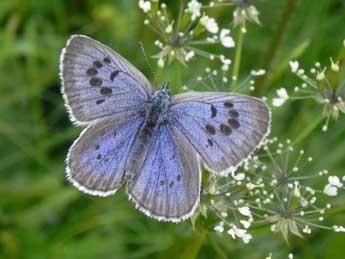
[220,29,235,48]
[323,184,338,196]
[138,0,151,13]
[238,207,252,217]
[187,0,202,20]
[289,61,299,73]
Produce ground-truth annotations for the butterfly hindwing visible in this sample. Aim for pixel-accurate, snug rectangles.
[168,92,271,175]
[67,111,145,196]
[127,124,201,222]
[60,35,153,124]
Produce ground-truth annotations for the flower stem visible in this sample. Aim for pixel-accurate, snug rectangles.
[254,0,298,95]
[231,25,245,91]
[179,229,207,259]
[292,114,324,145]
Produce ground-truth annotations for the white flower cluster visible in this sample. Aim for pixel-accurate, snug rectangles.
[324,176,344,196]
[138,0,235,68]
[204,137,345,243]
[213,205,253,244]
[273,41,345,131]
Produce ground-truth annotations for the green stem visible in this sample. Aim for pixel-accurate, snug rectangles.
[178,230,207,259]
[231,25,245,91]
[255,0,298,95]
[292,114,324,146]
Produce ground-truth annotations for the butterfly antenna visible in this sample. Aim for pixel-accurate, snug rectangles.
[172,74,214,91]
[138,42,156,81]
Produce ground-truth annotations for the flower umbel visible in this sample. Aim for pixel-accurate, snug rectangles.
[138,0,235,67]
[206,0,261,27]
[200,138,345,243]
[273,41,345,131]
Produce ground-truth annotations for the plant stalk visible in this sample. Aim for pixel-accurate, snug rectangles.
[231,25,245,91]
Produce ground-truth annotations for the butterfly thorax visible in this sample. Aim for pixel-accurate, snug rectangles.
[124,86,171,180]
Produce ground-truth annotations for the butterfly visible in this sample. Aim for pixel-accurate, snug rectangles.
[59,35,271,222]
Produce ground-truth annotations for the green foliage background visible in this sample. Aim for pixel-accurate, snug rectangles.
[0,0,344,258]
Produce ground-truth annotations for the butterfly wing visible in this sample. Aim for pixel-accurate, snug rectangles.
[67,111,145,196]
[127,124,201,222]
[60,35,153,124]
[168,92,271,175]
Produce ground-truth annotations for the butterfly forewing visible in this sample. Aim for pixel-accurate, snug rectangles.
[60,35,153,124]
[67,111,145,196]
[127,124,201,222]
[168,92,271,175]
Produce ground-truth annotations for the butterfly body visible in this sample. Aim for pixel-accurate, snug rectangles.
[125,84,171,180]
[60,35,271,222]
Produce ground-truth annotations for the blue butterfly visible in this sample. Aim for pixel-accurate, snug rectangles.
[60,35,271,222]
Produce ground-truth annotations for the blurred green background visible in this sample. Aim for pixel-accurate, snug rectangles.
[0,0,345,258]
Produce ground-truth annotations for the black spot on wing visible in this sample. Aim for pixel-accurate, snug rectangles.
[103,57,111,64]
[220,124,232,136]
[86,68,98,76]
[210,105,217,118]
[96,99,105,105]
[228,118,240,129]
[207,138,214,146]
[205,124,216,135]
[100,87,112,95]
[110,70,119,81]
[224,101,234,108]
[228,110,239,118]
[93,60,103,68]
[90,77,102,86]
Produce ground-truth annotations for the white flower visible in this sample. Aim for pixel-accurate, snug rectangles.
[293,182,301,198]
[240,220,251,229]
[238,206,252,217]
[302,225,311,234]
[187,0,202,20]
[241,232,252,244]
[227,228,236,239]
[220,29,235,48]
[330,58,340,72]
[289,60,299,73]
[333,225,345,232]
[220,55,231,71]
[288,253,294,259]
[316,68,326,81]
[328,176,343,188]
[246,182,258,190]
[185,51,195,62]
[273,88,289,107]
[138,0,151,13]
[251,69,266,76]
[214,222,224,233]
[165,22,173,33]
[233,173,245,181]
[158,57,165,68]
[324,176,343,196]
[265,253,273,259]
[323,184,338,196]
[227,225,252,243]
[200,15,219,34]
